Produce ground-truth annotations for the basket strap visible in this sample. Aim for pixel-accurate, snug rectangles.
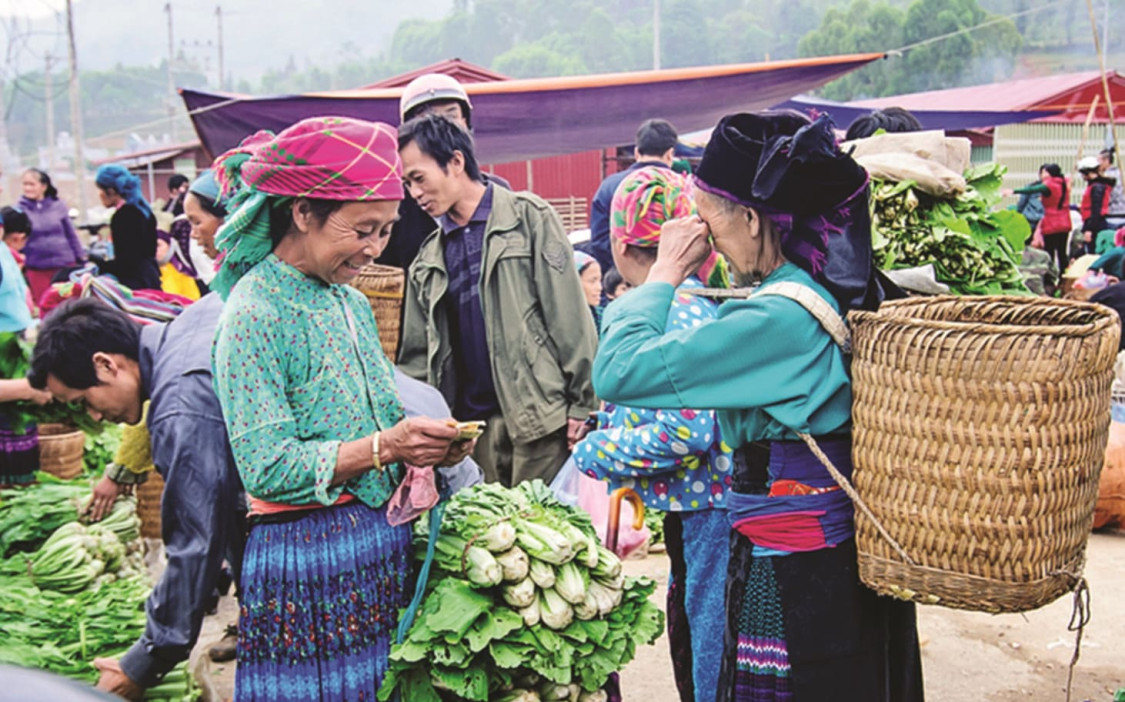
[796,432,916,567]
[751,282,852,354]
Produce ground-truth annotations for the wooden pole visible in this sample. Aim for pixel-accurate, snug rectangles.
[1085,0,1121,172]
[215,6,225,91]
[44,53,55,168]
[1078,95,1100,163]
[66,0,88,224]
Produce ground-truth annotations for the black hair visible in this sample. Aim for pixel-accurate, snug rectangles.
[167,174,189,191]
[1,206,32,236]
[186,190,227,219]
[625,244,658,262]
[844,107,923,141]
[405,99,473,131]
[266,197,344,245]
[603,266,624,295]
[1100,148,1115,165]
[398,114,484,183]
[1039,163,1068,209]
[29,298,141,390]
[635,119,679,157]
[24,168,59,200]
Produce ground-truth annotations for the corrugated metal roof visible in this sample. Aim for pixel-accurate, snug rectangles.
[853,71,1125,122]
[361,58,509,89]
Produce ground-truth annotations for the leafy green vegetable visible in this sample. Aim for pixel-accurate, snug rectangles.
[84,424,124,475]
[871,164,1033,296]
[381,481,664,701]
[0,472,89,557]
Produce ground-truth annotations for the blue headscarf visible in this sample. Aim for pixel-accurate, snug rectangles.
[95,164,152,218]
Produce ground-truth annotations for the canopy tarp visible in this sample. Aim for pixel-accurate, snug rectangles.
[769,95,1062,132]
[182,53,883,164]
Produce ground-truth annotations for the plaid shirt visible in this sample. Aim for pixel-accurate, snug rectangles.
[440,184,499,420]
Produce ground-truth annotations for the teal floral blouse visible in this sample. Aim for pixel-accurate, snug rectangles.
[212,254,404,508]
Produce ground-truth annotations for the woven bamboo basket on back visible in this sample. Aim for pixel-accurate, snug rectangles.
[37,423,85,480]
[846,295,1119,613]
[349,264,405,361]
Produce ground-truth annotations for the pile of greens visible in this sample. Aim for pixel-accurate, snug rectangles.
[379,481,665,702]
[0,472,90,557]
[872,163,1032,295]
[0,571,198,700]
[30,500,144,593]
[0,486,196,700]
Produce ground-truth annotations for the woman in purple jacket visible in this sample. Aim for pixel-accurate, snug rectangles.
[19,169,85,305]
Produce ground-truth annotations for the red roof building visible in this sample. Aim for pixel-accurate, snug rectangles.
[855,71,1125,124]
[855,71,1125,194]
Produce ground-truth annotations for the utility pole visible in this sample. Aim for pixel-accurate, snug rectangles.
[165,3,177,141]
[65,0,88,225]
[44,53,55,168]
[652,0,661,70]
[215,6,225,91]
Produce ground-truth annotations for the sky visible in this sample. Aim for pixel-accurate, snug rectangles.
[1,0,454,84]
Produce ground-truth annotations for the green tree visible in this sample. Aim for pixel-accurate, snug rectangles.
[492,44,587,78]
[798,0,1021,100]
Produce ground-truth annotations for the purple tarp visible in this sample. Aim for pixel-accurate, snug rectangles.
[770,95,1061,132]
[182,54,884,164]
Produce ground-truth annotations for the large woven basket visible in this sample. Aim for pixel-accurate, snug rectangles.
[37,423,85,480]
[846,295,1119,613]
[350,264,405,361]
[136,470,165,540]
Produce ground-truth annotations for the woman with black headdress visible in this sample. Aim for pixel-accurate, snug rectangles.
[593,111,922,702]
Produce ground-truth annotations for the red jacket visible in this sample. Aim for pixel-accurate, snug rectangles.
[1039,176,1071,235]
[1081,177,1114,233]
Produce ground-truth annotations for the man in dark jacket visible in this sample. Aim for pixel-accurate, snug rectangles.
[29,296,244,700]
[587,119,678,273]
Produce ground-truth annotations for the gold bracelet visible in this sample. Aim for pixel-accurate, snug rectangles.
[372,431,384,472]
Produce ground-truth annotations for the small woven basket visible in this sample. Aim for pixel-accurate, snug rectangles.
[136,470,165,540]
[350,264,405,361]
[846,295,1120,613]
[37,423,85,480]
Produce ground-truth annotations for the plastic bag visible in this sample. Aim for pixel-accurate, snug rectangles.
[1095,416,1125,530]
[552,458,650,557]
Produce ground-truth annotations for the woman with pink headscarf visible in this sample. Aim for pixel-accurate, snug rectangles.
[210,117,471,701]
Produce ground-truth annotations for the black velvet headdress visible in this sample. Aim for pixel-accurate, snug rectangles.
[694,111,902,313]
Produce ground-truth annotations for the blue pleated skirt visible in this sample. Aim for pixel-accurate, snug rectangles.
[235,501,413,702]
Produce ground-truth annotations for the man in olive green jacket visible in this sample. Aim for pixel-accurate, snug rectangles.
[397,114,598,486]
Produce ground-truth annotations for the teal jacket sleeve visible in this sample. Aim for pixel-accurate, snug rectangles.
[593,281,844,433]
[1013,183,1050,195]
[213,304,345,506]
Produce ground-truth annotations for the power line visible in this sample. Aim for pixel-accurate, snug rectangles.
[892,0,1071,55]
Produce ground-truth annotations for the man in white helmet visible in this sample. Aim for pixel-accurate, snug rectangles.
[376,73,510,269]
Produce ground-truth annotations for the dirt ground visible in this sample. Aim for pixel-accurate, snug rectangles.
[187,531,1125,702]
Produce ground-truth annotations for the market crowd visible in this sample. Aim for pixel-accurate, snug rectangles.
[3,75,1122,702]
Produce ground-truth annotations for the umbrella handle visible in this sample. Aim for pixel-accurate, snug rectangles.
[606,487,645,554]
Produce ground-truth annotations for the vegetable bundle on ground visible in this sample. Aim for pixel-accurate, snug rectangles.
[29,499,145,592]
[871,163,1032,296]
[0,571,198,700]
[0,472,91,557]
[379,481,665,702]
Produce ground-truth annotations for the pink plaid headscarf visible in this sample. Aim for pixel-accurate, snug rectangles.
[609,166,694,247]
[609,165,729,287]
[211,116,404,298]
